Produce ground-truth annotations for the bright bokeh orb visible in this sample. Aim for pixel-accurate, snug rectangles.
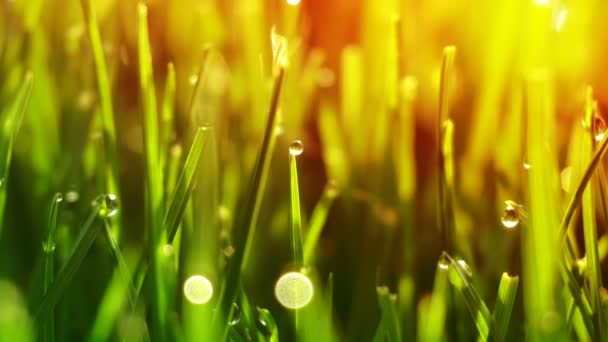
[286,0,301,6]
[274,272,313,309]
[183,275,213,305]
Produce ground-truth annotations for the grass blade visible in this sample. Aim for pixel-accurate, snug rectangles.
[492,273,519,340]
[442,252,499,342]
[376,286,402,342]
[35,204,101,322]
[161,62,176,184]
[79,0,120,217]
[137,3,166,338]
[419,258,449,342]
[437,46,456,253]
[289,141,304,267]
[41,193,63,342]
[257,307,278,342]
[0,71,32,237]
[215,66,285,322]
[165,127,209,242]
[303,181,338,265]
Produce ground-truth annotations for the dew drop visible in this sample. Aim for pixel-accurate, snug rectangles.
[289,140,304,156]
[229,303,241,325]
[256,308,273,337]
[223,245,235,259]
[523,162,532,170]
[94,194,119,218]
[274,271,314,310]
[501,201,520,229]
[188,74,199,86]
[594,115,607,142]
[438,255,449,270]
[55,193,64,203]
[183,275,213,305]
[42,242,56,253]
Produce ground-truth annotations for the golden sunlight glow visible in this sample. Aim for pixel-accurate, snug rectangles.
[183,275,213,305]
[286,0,301,6]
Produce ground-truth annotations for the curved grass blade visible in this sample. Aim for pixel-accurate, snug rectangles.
[491,273,519,341]
[289,147,304,267]
[101,220,136,308]
[303,181,338,265]
[0,71,32,237]
[257,307,278,342]
[442,252,499,342]
[215,66,285,323]
[41,193,63,342]
[35,204,101,322]
[376,286,402,342]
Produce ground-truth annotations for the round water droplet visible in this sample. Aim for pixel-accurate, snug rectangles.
[229,303,241,326]
[162,244,174,257]
[457,259,473,279]
[523,162,532,170]
[438,256,449,270]
[183,275,213,305]
[594,115,607,142]
[94,194,119,218]
[223,245,235,258]
[274,271,314,309]
[55,193,64,203]
[289,140,304,156]
[188,74,199,86]
[42,241,56,253]
[501,202,520,229]
[65,190,80,203]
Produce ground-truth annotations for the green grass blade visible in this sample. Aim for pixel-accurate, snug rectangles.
[41,193,63,342]
[303,181,338,265]
[101,220,136,308]
[289,142,304,267]
[87,249,137,342]
[35,205,101,322]
[443,252,499,342]
[215,66,285,321]
[437,46,456,253]
[419,258,449,342]
[161,62,176,180]
[492,273,519,340]
[165,127,209,242]
[257,307,279,342]
[0,71,32,237]
[79,0,120,207]
[579,87,605,339]
[137,3,167,338]
[376,286,402,342]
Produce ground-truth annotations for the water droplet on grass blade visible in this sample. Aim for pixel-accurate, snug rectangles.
[55,193,63,203]
[594,115,607,142]
[42,242,56,253]
[274,271,314,309]
[501,200,522,229]
[438,255,449,270]
[229,303,241,325]
[94,194,119,218]
[183,275,213,305]
[289,140,304,156]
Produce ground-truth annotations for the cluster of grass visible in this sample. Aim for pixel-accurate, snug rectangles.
[0,0,607,341]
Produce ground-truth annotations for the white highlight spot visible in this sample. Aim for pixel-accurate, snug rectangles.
[274,272,313,309]
[183,275,213,304]
[287,0,301,6]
